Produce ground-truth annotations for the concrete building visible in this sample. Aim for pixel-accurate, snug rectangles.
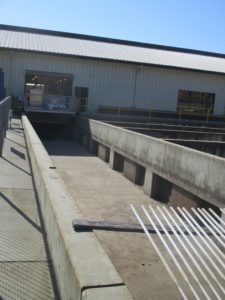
[1,24,225,116]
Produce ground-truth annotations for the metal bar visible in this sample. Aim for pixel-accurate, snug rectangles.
[191,208,225,248]
[200,208,225,235]
[150,206,212,300]
[72,219,193,235]
[179,207,225,273]
[162,207,224,297]
[0,96,11,156]
[209,208,225,227]
[130,205,189,300]
[141,205,201,300]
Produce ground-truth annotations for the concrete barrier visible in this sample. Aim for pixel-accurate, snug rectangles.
[0,96,11,156]
[22,116,132,300]
[76,116,225,208]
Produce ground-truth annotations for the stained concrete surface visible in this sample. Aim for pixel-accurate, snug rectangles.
[0,119,59,300]
[43,138,218,300]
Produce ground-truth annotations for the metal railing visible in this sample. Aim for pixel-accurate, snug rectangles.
[98,105,213,123]
[177,105,212,124]
[77,97,88,114]
[24,95,75,112]
[0,96,12,156]
[131,204,225,300]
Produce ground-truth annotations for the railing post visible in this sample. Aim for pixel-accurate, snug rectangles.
[206,108,210,124]
[0,112,2,156]
[178,106,182,124]
[148,110,152,123]
[118,107,120,120]
[0,96,12,155]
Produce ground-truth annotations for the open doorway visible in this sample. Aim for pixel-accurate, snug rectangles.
[75,87,89,114]
[24,71,74,111]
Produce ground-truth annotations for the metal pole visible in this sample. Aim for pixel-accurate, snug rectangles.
[163,207,224,297]
[178,106,182,124]
[150,206,211,300]
[179,207,225,268]
[130,205,189,300]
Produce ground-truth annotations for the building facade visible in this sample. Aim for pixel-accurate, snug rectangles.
[0,25,225,115]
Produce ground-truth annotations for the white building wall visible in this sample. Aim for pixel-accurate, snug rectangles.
[0,49,225,115]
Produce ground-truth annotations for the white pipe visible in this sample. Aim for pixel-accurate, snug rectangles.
[191,208,225,248]
[179,207,225,274]
[150,205,213,300]
[200,208,225,235]
[130,204,188,300]
[162,206,224,297]
[142,205,201,300]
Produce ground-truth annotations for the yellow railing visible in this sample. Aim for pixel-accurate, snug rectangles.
[177,106,212,123]
[98,105,213,123]
[77,98,88,114]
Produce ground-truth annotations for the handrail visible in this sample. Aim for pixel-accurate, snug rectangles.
[24,95,75,112]
[98,105,213,123]
[0,96,12,156]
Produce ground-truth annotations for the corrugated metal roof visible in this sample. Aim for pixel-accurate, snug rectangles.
[0,27,225,75]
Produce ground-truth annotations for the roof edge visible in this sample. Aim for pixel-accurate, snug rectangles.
[1,24,225,59]
[1,46,225,77]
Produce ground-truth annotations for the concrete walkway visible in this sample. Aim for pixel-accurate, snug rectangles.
[44,138,184,300]
[0,118,59,300]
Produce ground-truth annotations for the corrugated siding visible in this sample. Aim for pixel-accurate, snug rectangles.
[1,29,225,74]
[0,49,225,114]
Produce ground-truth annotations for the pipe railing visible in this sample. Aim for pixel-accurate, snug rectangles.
[98,105,213,123]
[0,96,12,156]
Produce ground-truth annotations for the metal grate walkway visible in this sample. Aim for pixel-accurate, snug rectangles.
[0,118,59,299]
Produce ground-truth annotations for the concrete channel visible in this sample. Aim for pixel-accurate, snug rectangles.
[21,115,225,299]
[2,115,224,299]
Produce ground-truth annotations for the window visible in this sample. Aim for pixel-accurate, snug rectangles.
[177,90,215,114]
[25,73,73,96]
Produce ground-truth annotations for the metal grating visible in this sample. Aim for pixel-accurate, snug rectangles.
[131,205,225,300]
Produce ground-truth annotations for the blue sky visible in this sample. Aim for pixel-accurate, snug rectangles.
[1,0,225,53]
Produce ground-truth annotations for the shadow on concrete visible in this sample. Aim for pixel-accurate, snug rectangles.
[0,190,61,299]
[0,192,42,233]
[10,147,26,160]
[1,157,31,176]
[43,139,93,157]
[8,129,24,137]
[6,137,26,148]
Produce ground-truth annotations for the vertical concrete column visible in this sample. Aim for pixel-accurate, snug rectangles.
[0,128,3,156]
[109,148,114,169]
[143,167,153,196]
[98,144,110,162]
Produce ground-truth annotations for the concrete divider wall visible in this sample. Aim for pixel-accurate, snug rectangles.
[76,116,225,208]
[22,116,132,300]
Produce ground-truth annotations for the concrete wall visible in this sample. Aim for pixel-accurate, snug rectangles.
[1,49,225,114]
[22,116,132,300]
[76,116,225,209]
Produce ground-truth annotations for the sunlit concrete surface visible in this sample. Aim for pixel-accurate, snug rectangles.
[0,119,59,300]
[43,138,193,300]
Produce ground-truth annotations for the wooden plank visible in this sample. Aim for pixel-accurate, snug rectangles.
[72,219,198,235]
